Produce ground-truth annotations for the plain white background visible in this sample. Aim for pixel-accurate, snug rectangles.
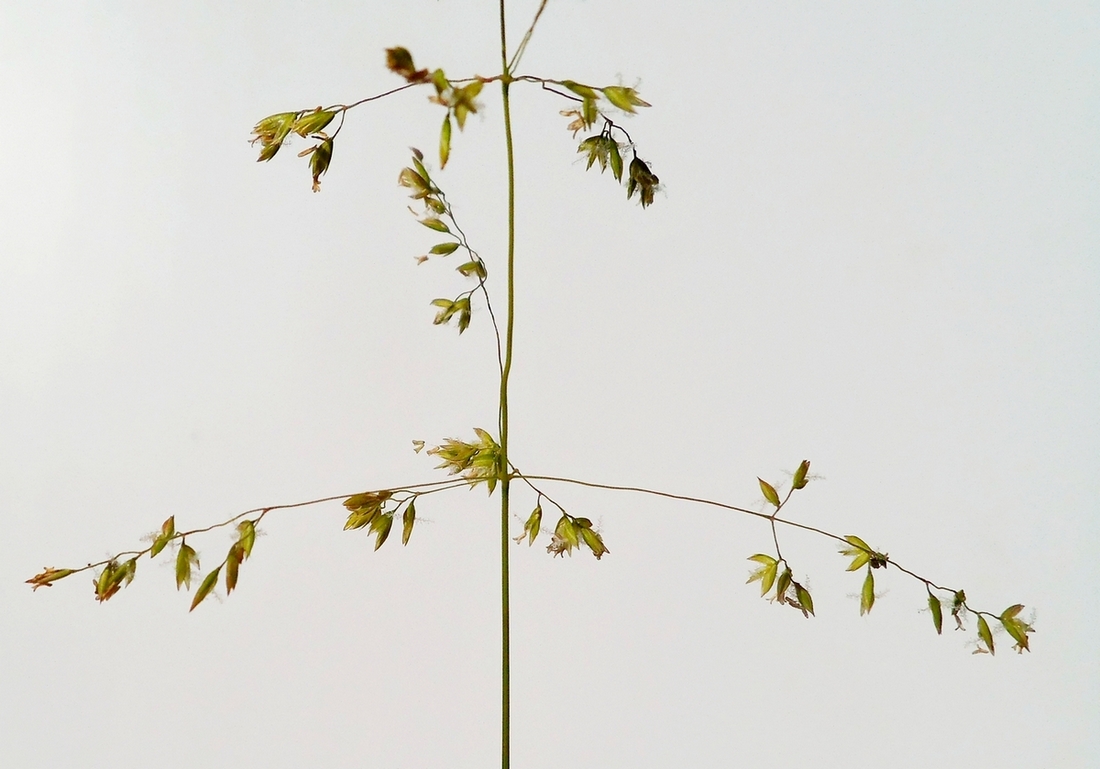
[3,1,1098,766]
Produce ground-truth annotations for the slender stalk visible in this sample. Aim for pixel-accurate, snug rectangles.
[497,3,515,768]
[507,0,549,72]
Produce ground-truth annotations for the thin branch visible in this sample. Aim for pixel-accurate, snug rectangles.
[510,463,568,517]
[334,81,425,112]
[32,477,471,581]
[520,77,638,146]
[436,188,504,377]
[513,472,988,610]
[507,0,550,73]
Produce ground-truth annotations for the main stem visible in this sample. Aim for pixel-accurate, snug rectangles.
[497,2,515,768]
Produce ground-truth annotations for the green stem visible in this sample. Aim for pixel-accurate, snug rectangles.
[498,3,514,768]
